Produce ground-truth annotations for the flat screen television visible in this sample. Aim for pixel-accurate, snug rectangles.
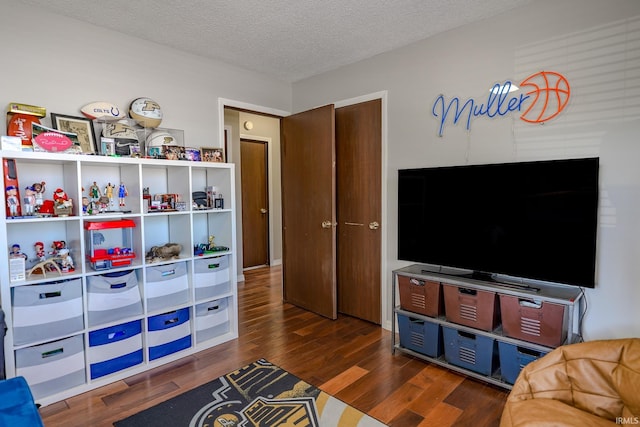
[397,157,599,288]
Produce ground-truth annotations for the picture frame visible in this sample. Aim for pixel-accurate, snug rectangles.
[129,144,142,158]
[100,137,116,156]
[51,113,97,154]
[201,147,225,163]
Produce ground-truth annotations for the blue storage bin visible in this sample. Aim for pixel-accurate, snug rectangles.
[498,341,548,384]
[147,308,192,361]
[397,313,442,357]
[89,320,143,379]
[442,326,498,376]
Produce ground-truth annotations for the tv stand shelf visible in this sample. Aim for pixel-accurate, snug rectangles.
[392,264,585,390]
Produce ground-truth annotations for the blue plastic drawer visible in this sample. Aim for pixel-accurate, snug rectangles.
[398,313,442,357]
[498,341,548,384]
[147,308,192,360]
[442,325,498,376]
[89,320,143,379]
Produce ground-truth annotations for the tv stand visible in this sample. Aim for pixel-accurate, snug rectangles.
[392,263,584,389]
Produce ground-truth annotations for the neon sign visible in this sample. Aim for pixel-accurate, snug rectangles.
[432,71,570,136]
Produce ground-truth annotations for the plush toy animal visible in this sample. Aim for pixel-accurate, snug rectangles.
[145,243,182,263]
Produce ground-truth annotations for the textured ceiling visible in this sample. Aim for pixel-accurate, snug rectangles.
[19,0,534,83]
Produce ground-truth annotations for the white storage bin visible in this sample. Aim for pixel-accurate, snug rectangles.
[15,335,86,400]
[12,278,83,345]
[195,298,230,343]
[193,255,230,300]
[145,262,189,312]
[87,270,143,327]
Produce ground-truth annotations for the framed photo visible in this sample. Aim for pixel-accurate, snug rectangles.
[51,113,97,154]
[129,144,142,158]
[100,137,116,156]
[201,147,225,162]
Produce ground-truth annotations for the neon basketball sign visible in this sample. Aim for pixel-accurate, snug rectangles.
[432,71,571,136]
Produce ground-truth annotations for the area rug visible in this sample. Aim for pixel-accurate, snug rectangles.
[114,359,386,426]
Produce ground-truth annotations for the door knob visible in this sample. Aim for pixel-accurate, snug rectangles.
[369,221,380,230]
[260,208,267,214]
[322,220,332,228]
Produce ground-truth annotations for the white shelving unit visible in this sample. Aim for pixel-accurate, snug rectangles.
[1,150,237,406]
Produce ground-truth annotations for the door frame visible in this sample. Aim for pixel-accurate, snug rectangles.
[219,98,290,284]
[218,94,390,330]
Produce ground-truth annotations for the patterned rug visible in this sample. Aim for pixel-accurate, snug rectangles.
[114,359,387,426]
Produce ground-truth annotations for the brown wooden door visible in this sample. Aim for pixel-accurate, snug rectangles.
[281,104,337,319]
[336,99,382,324]
[241,139,269,268]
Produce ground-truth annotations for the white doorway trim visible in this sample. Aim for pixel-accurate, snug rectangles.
[219,98,290,284]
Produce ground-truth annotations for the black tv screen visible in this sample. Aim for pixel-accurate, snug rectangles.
[398,157,599,288]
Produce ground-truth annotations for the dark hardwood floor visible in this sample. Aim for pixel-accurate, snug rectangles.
[40,265,508,426]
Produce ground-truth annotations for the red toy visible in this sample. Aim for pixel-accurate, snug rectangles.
[85,219,136,270]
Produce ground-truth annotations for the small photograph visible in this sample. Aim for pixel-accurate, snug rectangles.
[184,147,201,161]
[163,145,184,160]
[201,147,225,162]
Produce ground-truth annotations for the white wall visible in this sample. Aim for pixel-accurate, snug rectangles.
[0,1,291,144]
[293,0,640,340]
[0,1,292,286]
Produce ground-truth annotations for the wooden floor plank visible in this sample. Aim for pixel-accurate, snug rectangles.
[39,265,507,427]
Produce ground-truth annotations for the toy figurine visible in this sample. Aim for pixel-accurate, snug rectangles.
[49,240,74,272]
[9,244,27,260]
[50,240,62,256]
[105,182,115,207]
[23,185,36,216]
[98,195,110,213]
[6,185,20,217]
[118,182,128,207]
[53,188,73,216]
[82,196,90,214]
[34,241,46,261]
[89,181,101,201]
[32,181,46,209]
[54,188,70,205]
[57,247,75,272]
